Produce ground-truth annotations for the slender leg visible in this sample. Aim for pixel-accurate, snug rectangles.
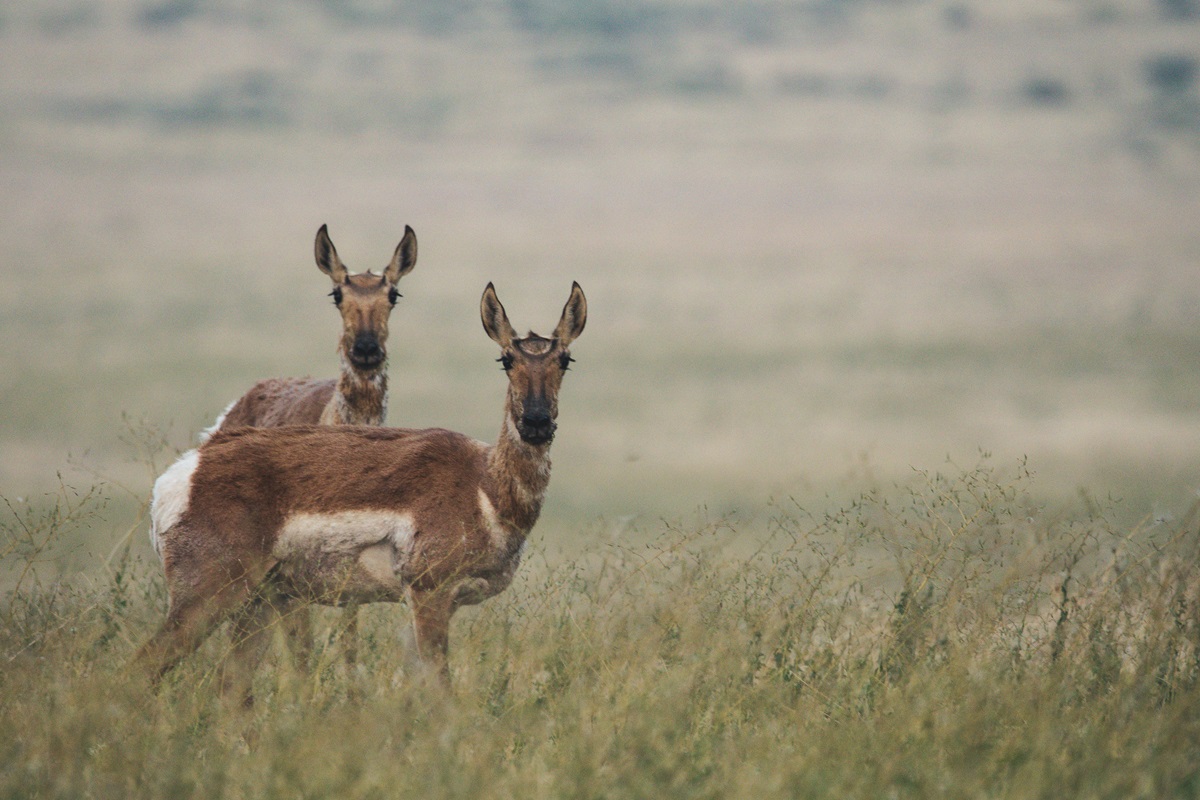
[221,597,282,709]
[134,541,275,692]
[407,587,455,685]
[341,604,360,672]
[133,575,257,687]
[281,605,314,676]
[335,604,361,701]
[134,600,222,686]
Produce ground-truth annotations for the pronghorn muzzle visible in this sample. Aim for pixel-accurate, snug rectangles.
[349,333,385,369]
[517,400,556,445]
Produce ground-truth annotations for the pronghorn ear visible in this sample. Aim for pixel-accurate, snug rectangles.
[385,225,418,283]
[314,224,349,284]
[553,281,587,346]
[481,283,517,347]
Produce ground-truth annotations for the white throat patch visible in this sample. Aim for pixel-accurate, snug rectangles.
[478,489,508,549]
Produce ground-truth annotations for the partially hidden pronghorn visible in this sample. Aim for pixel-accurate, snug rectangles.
[208,224,418,434]
[203,224,416,674]
[138,282,587,701]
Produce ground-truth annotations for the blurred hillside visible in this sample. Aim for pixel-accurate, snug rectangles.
[1,0,1199,541]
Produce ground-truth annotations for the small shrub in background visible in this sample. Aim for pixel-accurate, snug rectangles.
[1145,53,1198,95]
[1142,53,1200,139]
[1020,76,1072,107]
[1158,0,1200,21]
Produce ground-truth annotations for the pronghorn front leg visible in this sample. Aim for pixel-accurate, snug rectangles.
[280,605,314,675]
[338,604,364,701]
[341,605,360,670]
[407,586,455,684]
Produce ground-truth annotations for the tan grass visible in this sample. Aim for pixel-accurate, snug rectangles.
[2,5,1200,790]
[3,460,1199,797]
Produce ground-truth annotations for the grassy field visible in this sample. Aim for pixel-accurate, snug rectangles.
[3,460,1200,797]
[2,0,1200,794]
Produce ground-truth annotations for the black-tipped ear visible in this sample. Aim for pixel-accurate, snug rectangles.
[552,281,587,346]
[315,224,349,284]
[385,225,418,283]
[481,282,517,348]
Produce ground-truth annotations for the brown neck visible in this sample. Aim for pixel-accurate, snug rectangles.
[323,352,388,426]
[485,396,552,541]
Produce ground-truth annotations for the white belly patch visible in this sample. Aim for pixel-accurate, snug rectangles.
[272,510,417,600]
[275,510,416,559]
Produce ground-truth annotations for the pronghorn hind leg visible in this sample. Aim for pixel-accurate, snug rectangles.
[134,575,258,687]
[221,595,286,709]
[133,601,220,687]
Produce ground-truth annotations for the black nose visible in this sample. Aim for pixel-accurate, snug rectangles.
[520,409,556,444]
[351,335,383,364]
[522,409,551,428]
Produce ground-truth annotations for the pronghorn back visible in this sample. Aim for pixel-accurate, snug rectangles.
[195,425,487,521]
[155,426,505,601]
[210,377,337,431]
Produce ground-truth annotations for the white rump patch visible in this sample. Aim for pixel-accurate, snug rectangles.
[274,510,417,563]
[149,449,200,560]
[197,398,238,443]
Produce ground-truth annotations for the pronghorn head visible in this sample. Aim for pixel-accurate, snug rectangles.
[481,282,587,446]
[315,224,418,372]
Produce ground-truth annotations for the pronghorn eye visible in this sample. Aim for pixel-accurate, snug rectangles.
[559,352,574,371]
[388,287,400,305]
[498,353,515,371]
[330,287,343,306]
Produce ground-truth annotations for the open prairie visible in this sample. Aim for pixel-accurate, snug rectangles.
[2,1,1200,795]
[4,0,1199,530]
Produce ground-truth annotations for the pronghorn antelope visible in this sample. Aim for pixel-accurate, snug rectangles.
[208,224,418,434]
[138,282,587,702]
[204,224,416,673]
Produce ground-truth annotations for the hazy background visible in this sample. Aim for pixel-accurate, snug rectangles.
[2,0,1199,549]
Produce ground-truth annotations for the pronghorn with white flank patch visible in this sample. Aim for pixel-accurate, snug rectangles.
[208,224,417,435]
[203,224,416,673]
[137,282,587,702]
